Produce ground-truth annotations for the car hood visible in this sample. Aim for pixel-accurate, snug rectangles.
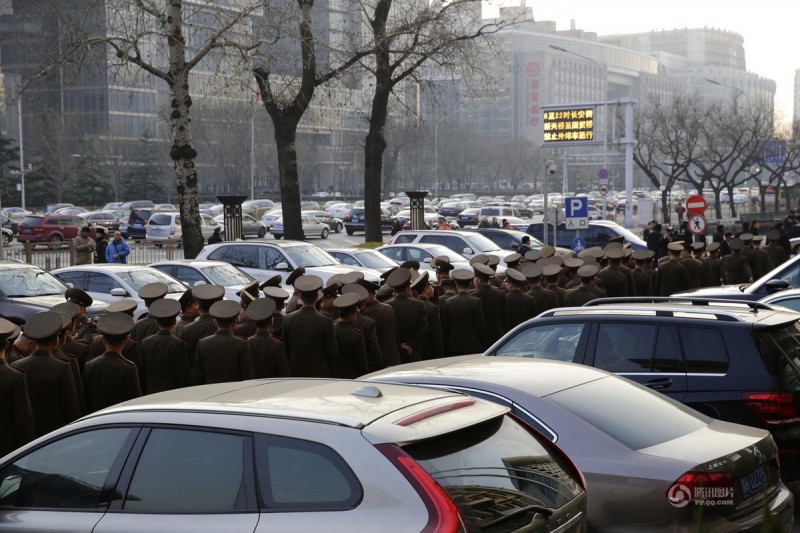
[306,264,382,284]
[8,294,109,318]
[675,284,749,298]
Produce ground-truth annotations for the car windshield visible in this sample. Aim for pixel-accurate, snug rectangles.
[419,245,469,263]
[283,245,338,267]
[117,269,186,293]
[0,267,66,297]
[353,251,397,269]
[200,264,255,286]
[464,233,501,253]
[545,376,709,450]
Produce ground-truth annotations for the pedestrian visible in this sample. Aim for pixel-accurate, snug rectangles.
[208,226,223,245]
[12,312,81,437]
[181,284,226,364]
[130,282,169,342]
[105,231,131,263]
[359,278,399,369]
[564,264,605,306]
[233,281,262,338]
[436,216,451,230]
[657,242,692,295]
[505,268,538,328]
[517,235,532,256]
[331,293,369,378]
[721,238,753,284]
[245,298,290,378]
[470,263,508,345]
[138,298,191,394]
[387,268,429,363]
[676,202,686,221]
[390,218,402,236]
[501,218,513,229]
[282,275,338,377]
[174,288,199,339]
[490,217,500,228]
[83,312,142,413]
[411,271,444,360]
[478,217,490,228]
[73,226,96,265]
[94,227,108,263]
[191,300,254,385]
[0,318,35,456]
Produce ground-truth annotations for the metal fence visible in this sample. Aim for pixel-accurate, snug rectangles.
[0,240,182,271]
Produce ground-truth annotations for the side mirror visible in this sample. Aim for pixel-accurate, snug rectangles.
[276,262,290,271]
[423,257,432,263]
[765,279,790,294]
[110,288,128,297]
[463,248,473,255]
[193,281,208,287]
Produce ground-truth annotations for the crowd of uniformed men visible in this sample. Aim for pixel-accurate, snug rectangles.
[0,229,790,456]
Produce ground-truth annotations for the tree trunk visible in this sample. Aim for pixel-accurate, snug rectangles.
[661,190,669,223]
[274,120,304,241]
[363,80,391,244]
[714,191,722,220]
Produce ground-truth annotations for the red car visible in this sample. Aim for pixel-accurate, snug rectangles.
[16,214,86,243]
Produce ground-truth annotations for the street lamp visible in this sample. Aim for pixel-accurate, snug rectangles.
[434,111,458,199]
[17,95,26,211]
[706,78,753,112]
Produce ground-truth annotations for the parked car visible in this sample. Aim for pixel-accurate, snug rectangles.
[151,260,257,302]
[325,203,354,220]
[241,198,276,220]
[526,219,648,250]
[145,212,222,242]
[437,201,470,217]
[53,265,186,319]
[119,200,155,210]
[271,214,330,240]
[455,207,481,228]
[196,241,382,286]
[0,262,107,324]
[302,210,343,233]
[342,208,394,236]
[261,209,283,232]
[43,203,75,213]
[678,252,800,301]
[16,214,86,243]
[1,227,11,246]
[485,296,800,489]
[365,356,795,532]
[376,243,470,272]
[121,208,153,240]
[325,248,399,274]
[1,207,32,220]
[0,378,588,532]
[52,206,89,216]
[212,214,267,239]
[388,229,510,263]
[79,211,123,232]
[467,228,572,255]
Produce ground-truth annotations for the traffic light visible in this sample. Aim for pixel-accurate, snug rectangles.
[749,162,762,175]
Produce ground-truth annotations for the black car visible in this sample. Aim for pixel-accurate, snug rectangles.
[485,296,800,489]
[123,208,153,240]
[456,207,480,228]
[342,208,393,235]
[437,201,470,217]
[526,220,648,250]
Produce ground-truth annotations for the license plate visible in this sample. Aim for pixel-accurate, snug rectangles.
[133,224,142,228]
[352,217,359,222]
[740,466,767,497]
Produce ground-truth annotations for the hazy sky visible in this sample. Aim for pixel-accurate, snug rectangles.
[503,1,796,120]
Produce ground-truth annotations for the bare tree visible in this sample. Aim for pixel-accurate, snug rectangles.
[495,139,539,194]
[437,126,483,192]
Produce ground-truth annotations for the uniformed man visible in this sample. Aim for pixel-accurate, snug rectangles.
[245,298,290,378]
[596,247,630,297]
[522,263,558,313]
[191,300,254,384]
[504,252,522,271]
[182,284,226,364]
[411,271,444,359]
[564,264,605,307]
[471,263,508,345]
[543,263,566,306]
[90,300,140,367]
[83,312,141,413]
[0,318,35,456]
[12,312,81,437]
[438,278,458,305]
[129,282,169,342]
[561,257,583,288]
[233,281,260,338]
[282,275,338,377]
[704,242,723,287]
[387,268,429,363]
[284,267,307,313]
[342,283,383,371]
[52,308,86,415]
[739,232,754,265]
[749,236,773,279]
[721,238,753,284]
[657,242,693,296]
[174,288,199,339]
[358,278,399,369]
[486,255,501,273]
[441,269,487,355]
[765,230,788,268]
[332,293,369,379]
[319,281,342,319]
[679,243,704,290]
[65,287,97,341]
[138,298,191,394]
[631,250,656,296]
[505,268,539,327]
[262,285,290,340]
[8,330,35,364]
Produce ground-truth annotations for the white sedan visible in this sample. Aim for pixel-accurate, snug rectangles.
[271,214,330,240]
[325,203,354,219]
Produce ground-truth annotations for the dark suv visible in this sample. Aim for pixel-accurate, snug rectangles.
[485,296,800,489]
[122,208,153,239]
[342,208,393,235]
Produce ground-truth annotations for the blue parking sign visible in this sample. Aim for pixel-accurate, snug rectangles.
[564,197,588,218]
[572,237,586,254]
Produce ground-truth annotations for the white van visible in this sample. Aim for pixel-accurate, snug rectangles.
[146,212,222,242]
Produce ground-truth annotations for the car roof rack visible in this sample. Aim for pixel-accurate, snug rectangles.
[580,296,776,313]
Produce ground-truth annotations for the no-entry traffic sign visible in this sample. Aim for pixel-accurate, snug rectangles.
[599,183,609,196]
[688,214,707,235]
[686,194,707,215]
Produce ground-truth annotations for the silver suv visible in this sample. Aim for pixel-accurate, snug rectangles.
[0,379,587,532]
[388,229,509,263]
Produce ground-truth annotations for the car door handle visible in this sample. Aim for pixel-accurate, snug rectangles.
[644,377,673,390]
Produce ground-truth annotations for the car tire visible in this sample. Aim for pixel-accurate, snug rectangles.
[2,233,9,246]
[335,222,342,233]
[258,227,266,238]
[321,227,329,239]
[49,234,63,242]
[274,234,283,240]
[346,228,354,236]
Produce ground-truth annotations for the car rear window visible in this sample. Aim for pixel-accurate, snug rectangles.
[149,213,175,225]
[20,216,42,226]
[403,415,582,528]
[753,322,800,390]
[128,210,152,225]
[545,377,709,450]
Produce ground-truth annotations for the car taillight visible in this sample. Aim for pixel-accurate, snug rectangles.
[668,471,736,505]
[376,443,462,533]
[344,215,350,221]
[743,392,800,425]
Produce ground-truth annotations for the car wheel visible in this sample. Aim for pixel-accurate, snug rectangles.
[321,227,329,239]
[346,228,354,236]
[2,233,9,246]
[258,227,266,238]
[274,234,283,240]
[336,222,342,233]
[49,234,63,242]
